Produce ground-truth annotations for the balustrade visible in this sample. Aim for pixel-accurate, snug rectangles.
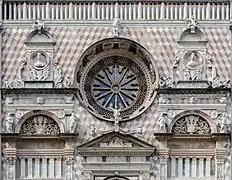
[167,157,214,178]
[2,2,230,21]
[17,156,64,179]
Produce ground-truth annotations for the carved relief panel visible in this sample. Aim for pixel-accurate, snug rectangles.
[23,20,56,88]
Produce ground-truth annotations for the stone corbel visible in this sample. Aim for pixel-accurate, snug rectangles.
[139,170,151,180]
[82,170,93,180]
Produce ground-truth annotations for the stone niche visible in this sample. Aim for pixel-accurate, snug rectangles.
[24,27,56,88]
[174,25,209,88]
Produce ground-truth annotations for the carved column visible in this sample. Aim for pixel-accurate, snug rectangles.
[64,141,75,180]
[5,147,17,180]
[155,135,170,180]
[215,148,227,180]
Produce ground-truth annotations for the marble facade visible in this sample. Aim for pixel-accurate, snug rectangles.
[0,1,231,180]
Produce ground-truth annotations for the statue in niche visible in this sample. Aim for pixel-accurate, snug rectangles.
[187,16,198,34]
[112,107,121,132]
[217,113,229,133]
[15,59,26,87]
[5,113,14,133]
[112,18,120,37]
[32,19,45,35]
[54,65,63,88]
[158,114,167,133]
[184,52,202,81]
[69,112,77,133]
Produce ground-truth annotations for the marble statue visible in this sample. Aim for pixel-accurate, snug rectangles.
[32,19,45,34]
[5,113,14,133]
[187,16,198,33]
[218,113,229,133]
[113,18,120,37]
[69,113,77,133]
[158,115,166,133]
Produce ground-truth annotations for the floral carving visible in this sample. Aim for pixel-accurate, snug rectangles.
[171,115,211,134]
[20,115,60,135]
[100,137,132,147]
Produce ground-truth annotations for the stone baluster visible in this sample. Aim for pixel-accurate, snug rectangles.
[51,4,55,19]
[188,4,192,19]
[92,2,96,19]
[56,4,59,20]
[64,4,68,20]
[56,157,62,178]
[146,4,150,20]
[110,3,114,19]
[42,157,47,178]
[160,2,165,19]
[106,3,109,20]
[60,4,63,20]
[192,158,197,177]
[4,3,7,20]
[171,157,176,177]
[97,3,100,20]
[78,4,82,20]
[166,5,169,20]
[226,4,229,20]
[197,4,201,19]
[49,157,55,178]
[205,157,211,176]
[74,3,77,19]
[179,4,182,19]
[221,3,225,20]
[120,4,124,20]
[28,157,33,178]
[183,2,188,19]
[46,2,50,19]
[13,3,17,20]
[41,3,45,20]
[202,4,205,20]
[151,4,155,20]
[178,157,183,177]
[115,2,119,19]
[193,4,197,19]
[142,4,146,20]
[185,157,190,177]
[199,158,204,177]
[156,3,159,20]
[83,4,86,20]
[69,2,73,19]
[102,4,105,20]
[22,2,27,20]
[18,4,21,20]
[216,4,220,20]
[133,3,136,20]
[28,4,32,19]
[138,2,142,19]
[128,3,132,20]
[212,4,215,20]
[206,2,210,19]
[20,157,26,178]
[170,4,173,20]
[37,4,40,19]
[35,157,40,178]
[8,3,12,20]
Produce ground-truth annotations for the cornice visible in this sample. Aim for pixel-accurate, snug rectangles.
[78,147,155,156]
[1,88,78,95]
[156,88,230,95]
[3,0,229,2]
[2,20,231,28]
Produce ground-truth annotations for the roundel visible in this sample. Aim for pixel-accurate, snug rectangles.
[75,38,158,121]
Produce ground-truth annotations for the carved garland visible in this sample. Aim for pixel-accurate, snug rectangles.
[20,115,60,135]
[171,115,211,135]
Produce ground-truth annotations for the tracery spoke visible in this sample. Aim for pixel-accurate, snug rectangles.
[103,92,115,107]
[118,93,128,108]
[120,90,136,101]
[119,68,129,84]
[103,69,112,84]
[95,77,111,88]
[93,87,111,91]
[121,76,136,87]
[95,91,112,100]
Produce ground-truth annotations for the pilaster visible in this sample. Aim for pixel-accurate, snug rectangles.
[5,147,17,180]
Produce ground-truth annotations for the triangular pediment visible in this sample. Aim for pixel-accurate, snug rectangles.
[77,132,155,156]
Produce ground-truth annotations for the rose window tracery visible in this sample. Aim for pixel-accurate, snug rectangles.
[76,38,157,121]
[20,115,60,135]
[171,115,211,134]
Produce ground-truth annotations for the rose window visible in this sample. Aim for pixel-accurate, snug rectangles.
[93,63,140,110]
[77,38,157,121]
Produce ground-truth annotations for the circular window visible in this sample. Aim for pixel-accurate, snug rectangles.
[76,38,157,121]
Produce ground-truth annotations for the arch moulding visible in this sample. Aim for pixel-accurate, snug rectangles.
[15,110,65,133]
[168,110,217,134]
